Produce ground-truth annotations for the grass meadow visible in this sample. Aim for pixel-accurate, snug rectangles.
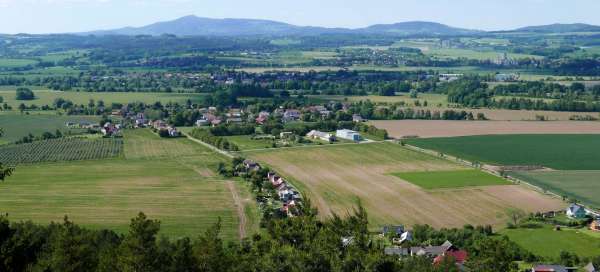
[406,135,600,170]
[393,170,510,190]
[0,113,100,143]
[501,225,600,258]
[509,171,600,209]
[247,142,563,229]
[0,129,259,239]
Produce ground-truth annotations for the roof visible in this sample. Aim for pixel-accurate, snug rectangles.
[384,247,410,256]
[433,250,468,265]
[533,265,569,272]
[567,204,585,214]
[382,225,405,234]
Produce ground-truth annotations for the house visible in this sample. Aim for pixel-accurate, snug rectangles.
[341,237,354,247]
[243,159,260,171]
[210,119,222,127]
[195,119,208,127]
[590,219,600,231]
[280,131,294,139]
[167,127,180,137]
[384,247,410,257]
[308,105,327,113]
[283,109,301,122]
[336,129,361,142]
[352,114,365,123]
[382,225,405,237]
[439,74,463,82]
[433,248,468,267]
[101,122,119,136]
[268,173,285,187]
[532,264,577,272]
[306,130,335,142]
[566,204,587,219]
[134,113,146,128]
[585,263,597,272]
[255,111,270,124]
[226,117,243,124]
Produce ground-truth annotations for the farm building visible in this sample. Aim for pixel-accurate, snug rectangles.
[336,129,361,142]
[306,130,335,142]
[353,114,365,122]
[566,204,587,219]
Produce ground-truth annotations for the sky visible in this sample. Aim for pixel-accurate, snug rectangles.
[2,0,600,34]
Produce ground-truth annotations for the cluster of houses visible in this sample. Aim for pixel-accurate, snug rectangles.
[151,120,180,137]
[194,104,366,128]
[242,159,303,217]
[384,234,468,270]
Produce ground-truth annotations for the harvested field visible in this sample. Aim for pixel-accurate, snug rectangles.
[247,143,563,229]
[373,120,600,138]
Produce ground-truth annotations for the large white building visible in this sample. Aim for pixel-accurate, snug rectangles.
[336,129,361,142]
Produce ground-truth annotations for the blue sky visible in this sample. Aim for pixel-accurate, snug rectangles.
[2,0,599,34]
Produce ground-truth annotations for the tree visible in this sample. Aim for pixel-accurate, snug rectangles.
[15,88,35,100]
[0,163,13,182]
[118,212,161,271]
[194,218,231,272]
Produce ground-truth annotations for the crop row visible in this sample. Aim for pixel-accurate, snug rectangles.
[0,137,123,165]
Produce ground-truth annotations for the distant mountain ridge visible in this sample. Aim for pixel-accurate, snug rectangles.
[85,15,480,37]
[513,23,600,33]
[84,16,600,37]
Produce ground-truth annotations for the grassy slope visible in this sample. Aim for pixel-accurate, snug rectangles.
[0,129,258,240]
[393,170,510,189]
[510,171,600,209]
[407,135,600,170]
[501,225,600,258]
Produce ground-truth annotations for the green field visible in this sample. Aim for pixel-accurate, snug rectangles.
[393,170,511,189]
[0,89,206,108]
[407,135,600,170]
[0,129,259,239]
[224,135,275,150]
[501,225,600,258]
[0,137,123,165]
[0,58,38,68]
[509,171,600,209]
[0,113,100,143]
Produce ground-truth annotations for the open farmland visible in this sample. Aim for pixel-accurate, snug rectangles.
[0,129,259,239]
[374,120,600,138]
[392,170,510,190]
[0,137,123,166]
[501,225,600,258]
[0,113,100,143]
[509,171,600,209]
[247,142,563,229]
[406,134,600,170]
[0,89,206,108]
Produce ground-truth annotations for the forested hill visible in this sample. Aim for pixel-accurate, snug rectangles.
[84,16,478,37]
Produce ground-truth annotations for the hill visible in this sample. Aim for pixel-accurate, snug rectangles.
[514,23,600,33]
[358,21,480,35]
[88,15,349,36]
[86,16,478,37]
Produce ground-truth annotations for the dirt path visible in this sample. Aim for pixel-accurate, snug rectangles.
[183,132,234,158]
[226,181,247,239]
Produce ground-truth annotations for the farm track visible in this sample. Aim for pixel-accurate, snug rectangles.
[226,181,247,239]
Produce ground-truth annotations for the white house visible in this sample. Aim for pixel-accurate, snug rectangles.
[566,203,587,219]
[336,129,361,142]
